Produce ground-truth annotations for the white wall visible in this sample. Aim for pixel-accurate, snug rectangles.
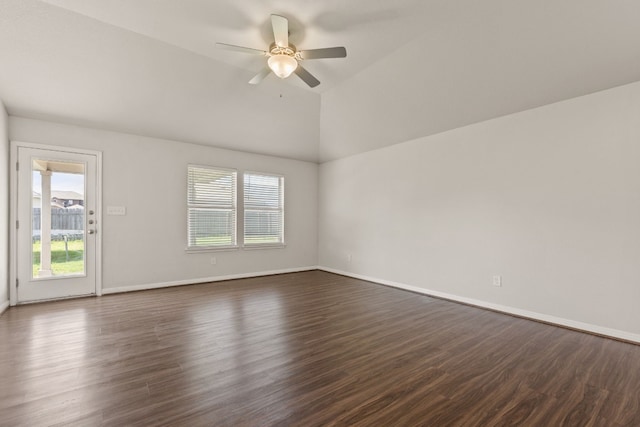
[10,117,318,292]
[319,81,640,341]
[0,100,8,313]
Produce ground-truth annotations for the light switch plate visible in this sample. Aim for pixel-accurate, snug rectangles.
[107,206,126,215]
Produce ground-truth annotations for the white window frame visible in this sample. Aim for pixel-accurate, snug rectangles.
[186,164,238,251]
[242,171,285,249]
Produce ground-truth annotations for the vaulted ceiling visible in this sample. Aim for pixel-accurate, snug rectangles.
[1,1,640,162]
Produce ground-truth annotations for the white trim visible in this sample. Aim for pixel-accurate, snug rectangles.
[9,142,18,305]
[11,293,94,305]
[318,266,640,344]
[11,141,103,156]
[242,171,285,247]
[95,150,103,296]
[185,245,240,253]
[0,300,9,316]
[187,164,238,250]
[242,243,287,250]
[9,141,103,305]
[102,266,318,295]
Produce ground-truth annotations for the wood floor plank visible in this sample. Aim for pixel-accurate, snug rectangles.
[1,270,640,426]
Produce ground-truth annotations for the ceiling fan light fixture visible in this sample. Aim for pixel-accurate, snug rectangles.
[268,54,298,79]
[217,14,347,87]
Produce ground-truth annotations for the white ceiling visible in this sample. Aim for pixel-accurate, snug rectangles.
[319,0,640,161]
[1,0,640,163]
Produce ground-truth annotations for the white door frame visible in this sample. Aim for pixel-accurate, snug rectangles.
[9,141,103,305]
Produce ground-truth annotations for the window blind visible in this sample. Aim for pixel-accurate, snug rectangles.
[187,165,237,248]
[243,172,284,245]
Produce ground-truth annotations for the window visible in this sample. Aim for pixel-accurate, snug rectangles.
[243,172,284,246]
[187,165,237,249]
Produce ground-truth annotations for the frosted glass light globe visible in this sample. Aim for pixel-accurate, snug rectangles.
[268,54,298,79]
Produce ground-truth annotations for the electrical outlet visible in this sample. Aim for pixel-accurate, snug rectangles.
[492,275,502,287]
[347,254,352,263]
[210,257,217,265]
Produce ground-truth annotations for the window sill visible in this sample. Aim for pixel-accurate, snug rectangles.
[185,245,240,253]
[242,243,287,250]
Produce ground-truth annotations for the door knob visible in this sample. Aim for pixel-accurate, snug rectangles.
[88,229,96,235]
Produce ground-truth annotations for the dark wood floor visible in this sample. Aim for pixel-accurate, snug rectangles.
[1,271,639,426]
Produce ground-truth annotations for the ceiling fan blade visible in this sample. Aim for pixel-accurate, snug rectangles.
[271,14,289,47]
[249,67,272,85]
[216,43,267,55]
[294,65,320,88]
[299,47,347,60]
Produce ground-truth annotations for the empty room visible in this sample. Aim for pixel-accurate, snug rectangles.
[1,1,640,425]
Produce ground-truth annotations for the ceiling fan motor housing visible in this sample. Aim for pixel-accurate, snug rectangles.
[269,43,296,57]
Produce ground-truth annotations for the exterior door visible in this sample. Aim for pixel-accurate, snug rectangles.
[15,146,99,302]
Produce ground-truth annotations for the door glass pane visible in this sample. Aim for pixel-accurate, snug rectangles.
[31,159,86,278]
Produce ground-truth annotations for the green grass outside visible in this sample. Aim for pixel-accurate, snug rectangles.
[195,235,234,246]
[33,235,280,277]
[244,236,281,245]
[33,239,84,277]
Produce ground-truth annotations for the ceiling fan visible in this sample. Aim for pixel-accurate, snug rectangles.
[216,14,347,88]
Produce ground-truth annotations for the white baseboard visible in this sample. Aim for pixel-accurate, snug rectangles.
[102,266,319,295]
[318,266,640,345]
[0,300,9,316]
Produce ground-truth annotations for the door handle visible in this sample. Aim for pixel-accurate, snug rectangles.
[88,229,97,235]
